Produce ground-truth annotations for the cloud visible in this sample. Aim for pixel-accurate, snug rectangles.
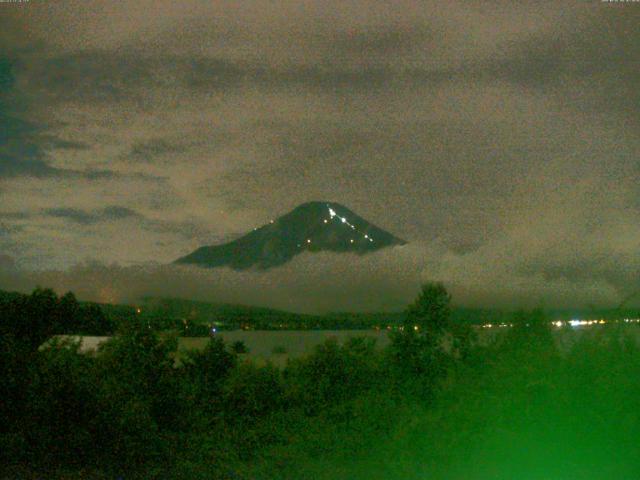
[0,56,61,177]
[0,54,167,180]
[0,238,635,314]
[0,1,637,307]
[0,211,29,220]
[43,206,140,225]
[0,255,15,269]
[0,111,60,177]
[126,137,191,162]
[38,205,207,240]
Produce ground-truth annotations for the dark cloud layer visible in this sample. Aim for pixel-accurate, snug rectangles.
[44,206,139,225]
[0,1,638,308]
[0,241,635,313]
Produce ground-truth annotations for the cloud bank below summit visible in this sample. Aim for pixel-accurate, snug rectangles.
[0,237,632,313]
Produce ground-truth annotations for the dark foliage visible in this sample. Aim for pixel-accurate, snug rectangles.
[2,285,640,479]
[388,282,454,393]
[230,340,249,354]
[0,288,115,347]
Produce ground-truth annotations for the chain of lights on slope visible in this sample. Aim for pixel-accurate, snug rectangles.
[296,205,376,248]
[328,206,374,242]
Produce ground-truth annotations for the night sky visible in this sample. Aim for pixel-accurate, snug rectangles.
[0,1,638,312]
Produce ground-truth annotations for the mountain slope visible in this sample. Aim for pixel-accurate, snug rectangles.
[175,201,406,270]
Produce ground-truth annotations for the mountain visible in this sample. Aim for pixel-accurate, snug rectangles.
[175,201,406,270]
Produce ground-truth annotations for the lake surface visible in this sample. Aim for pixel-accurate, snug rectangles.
[179,329,392,366]
[45,323,640,367]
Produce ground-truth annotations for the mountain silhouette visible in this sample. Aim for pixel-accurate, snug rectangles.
[175,201,406,270]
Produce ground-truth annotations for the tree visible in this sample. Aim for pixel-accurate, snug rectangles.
[231,340,249,354]
[25,341,100,466]
[182,337,237,414]
[390,282,453,389]
[56,291,80,333]
[78,303,114,335]
[223,362,283,420]
[405,282,452,337]
[5,288,59,350]
[284,337,382,413]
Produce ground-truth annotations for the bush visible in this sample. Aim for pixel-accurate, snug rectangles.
[25,343,100,466]
[231,340,249,354]
[182,337,237,416]
[284,337,383,413]
[223,362,283,421]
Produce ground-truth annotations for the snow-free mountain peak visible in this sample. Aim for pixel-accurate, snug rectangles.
[175,201,405,270]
